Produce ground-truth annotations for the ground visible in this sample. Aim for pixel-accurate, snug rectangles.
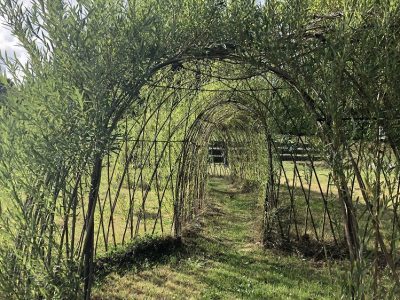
[93,177,341,299]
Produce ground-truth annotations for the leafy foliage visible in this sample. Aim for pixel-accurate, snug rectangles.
[0,0,400,298]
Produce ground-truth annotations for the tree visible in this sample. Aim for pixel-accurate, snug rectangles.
[0,0,248,298]
[1,0,400,298]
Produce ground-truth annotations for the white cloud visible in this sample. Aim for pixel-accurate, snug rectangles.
[0,0,31,76]
[0,25,29,74]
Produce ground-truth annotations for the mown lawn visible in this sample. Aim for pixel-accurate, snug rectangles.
[93,177,342,299]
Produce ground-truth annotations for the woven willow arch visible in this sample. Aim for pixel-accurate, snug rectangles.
[9,58,399,297]
[2,4,400,297]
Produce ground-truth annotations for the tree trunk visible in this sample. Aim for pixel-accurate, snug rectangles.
[83,154,103,300]
[335,169,359,261]
[264,134,275,242]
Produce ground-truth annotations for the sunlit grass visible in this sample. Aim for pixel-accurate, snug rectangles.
[93,177,342,299]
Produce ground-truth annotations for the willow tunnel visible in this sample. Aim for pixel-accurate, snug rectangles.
[2,7,400,297]
[6,61,400,298]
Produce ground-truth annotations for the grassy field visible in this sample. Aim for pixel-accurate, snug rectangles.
[93,177,342,299]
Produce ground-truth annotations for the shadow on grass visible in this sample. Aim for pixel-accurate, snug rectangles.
[94,236,187,280]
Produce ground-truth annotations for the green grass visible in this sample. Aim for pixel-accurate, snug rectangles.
[93,177,342,299]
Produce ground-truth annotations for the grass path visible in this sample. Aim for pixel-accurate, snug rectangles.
[93,177,340,299]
